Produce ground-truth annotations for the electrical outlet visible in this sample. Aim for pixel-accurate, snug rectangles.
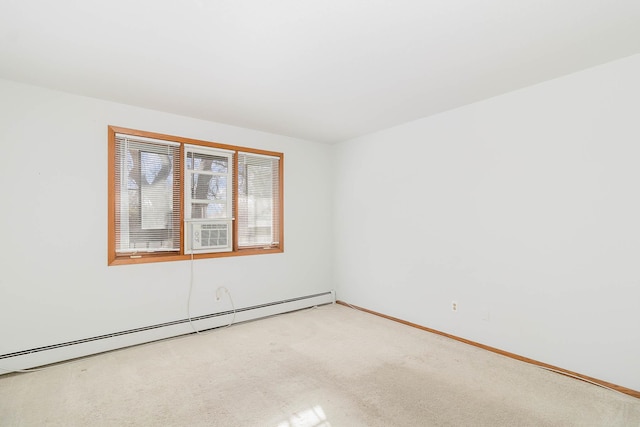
[452,301,458,312]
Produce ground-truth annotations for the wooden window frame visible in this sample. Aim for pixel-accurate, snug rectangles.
[108,126,284,266]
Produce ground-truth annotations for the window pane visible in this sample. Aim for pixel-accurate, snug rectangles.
[191,174,227,201]
[191,202,227,219]
[114,136,180,254]
[186,151,228,173]
[238,153,280,247]
[141,152,173,230]
[247,164,273,234]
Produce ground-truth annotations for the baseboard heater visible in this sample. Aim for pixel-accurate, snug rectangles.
[1,291,334,372]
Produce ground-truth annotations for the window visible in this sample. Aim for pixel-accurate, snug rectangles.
[237,153,281,248]
[184,145,234,254]
[108,126,283,265]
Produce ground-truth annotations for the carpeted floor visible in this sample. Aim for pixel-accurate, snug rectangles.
[1,304,639,426]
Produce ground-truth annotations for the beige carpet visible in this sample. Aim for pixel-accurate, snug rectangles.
[1,304,639,426]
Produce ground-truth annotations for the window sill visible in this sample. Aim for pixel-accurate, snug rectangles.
[108,247,283,266]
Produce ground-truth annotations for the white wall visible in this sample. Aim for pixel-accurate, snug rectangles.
[0,79,333,368]
[2,54,639,391]
[333,54,640,391]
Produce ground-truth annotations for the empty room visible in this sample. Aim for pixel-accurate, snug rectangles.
[1,1,639,425]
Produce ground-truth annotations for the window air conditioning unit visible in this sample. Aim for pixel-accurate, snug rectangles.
[186,220,232,253]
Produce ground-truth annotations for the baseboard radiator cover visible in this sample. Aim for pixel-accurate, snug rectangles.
[1,291,335,373]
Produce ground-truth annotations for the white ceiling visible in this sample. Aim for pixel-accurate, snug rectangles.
[1,1,639,143]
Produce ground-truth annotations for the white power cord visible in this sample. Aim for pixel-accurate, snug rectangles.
[187,250,236,334]
[186,250,201,334]
[215,286,236,328]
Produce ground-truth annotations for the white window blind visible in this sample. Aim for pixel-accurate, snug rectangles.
[114,136,181,254]
[237,152,280,248]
